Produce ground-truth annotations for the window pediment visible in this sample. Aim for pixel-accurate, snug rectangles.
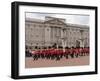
[45,19,67,26]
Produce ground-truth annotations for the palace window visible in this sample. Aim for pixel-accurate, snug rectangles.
[47,28,49,31]
[36,35,39,37]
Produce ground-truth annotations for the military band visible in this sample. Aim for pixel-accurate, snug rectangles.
[26,47,89,61]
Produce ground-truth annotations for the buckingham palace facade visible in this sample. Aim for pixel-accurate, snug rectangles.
[25,16,89,50]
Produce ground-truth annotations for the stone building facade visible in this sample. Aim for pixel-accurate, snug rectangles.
[25,16,89,50]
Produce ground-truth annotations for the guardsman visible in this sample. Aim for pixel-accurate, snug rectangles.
[64,47,69,59]
[69,47,74,58]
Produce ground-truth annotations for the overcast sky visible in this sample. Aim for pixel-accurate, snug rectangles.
[25,12,89,25]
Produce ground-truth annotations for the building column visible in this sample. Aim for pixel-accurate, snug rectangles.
[61,29,66,52]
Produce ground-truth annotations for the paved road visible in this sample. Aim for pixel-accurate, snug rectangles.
[25,56,89,68]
